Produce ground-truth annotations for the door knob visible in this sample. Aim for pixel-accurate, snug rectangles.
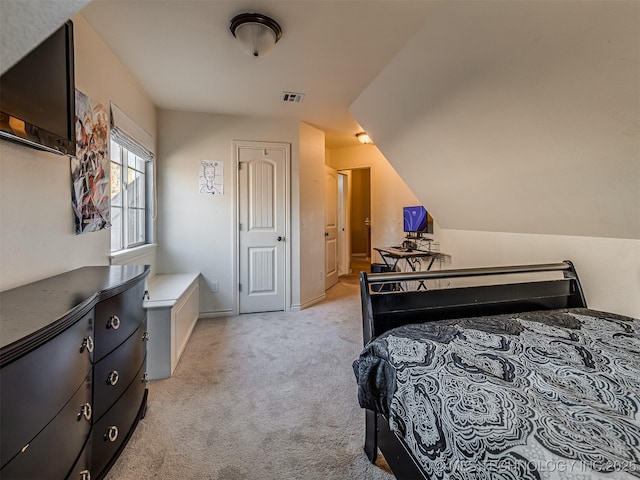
[325,232,329,237]
[277,236,284,242]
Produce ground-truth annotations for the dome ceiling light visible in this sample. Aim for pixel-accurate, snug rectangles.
[230,13,282,57]
[356,132,373,144]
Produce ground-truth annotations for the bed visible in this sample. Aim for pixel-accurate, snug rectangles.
[353,261,640,479]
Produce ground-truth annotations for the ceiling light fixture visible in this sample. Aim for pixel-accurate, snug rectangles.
[356,132,373,144]
[230,13,282,57]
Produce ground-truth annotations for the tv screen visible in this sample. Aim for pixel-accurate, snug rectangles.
[0,21,75,156]
[403,206,433,234]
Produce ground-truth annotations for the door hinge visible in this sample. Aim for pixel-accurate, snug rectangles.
[238,162,242,170]
[239,283,242,292]
[239,223,242,231]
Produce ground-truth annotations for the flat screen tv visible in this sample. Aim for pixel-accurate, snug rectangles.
[403,206,433,235]
[0,20,75,156]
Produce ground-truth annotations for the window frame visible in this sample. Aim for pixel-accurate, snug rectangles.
[110,137,151,252]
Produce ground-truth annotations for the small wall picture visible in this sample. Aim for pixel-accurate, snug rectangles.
[199,160,223,195]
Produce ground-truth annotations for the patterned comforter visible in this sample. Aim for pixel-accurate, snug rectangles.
[353,308,640,479]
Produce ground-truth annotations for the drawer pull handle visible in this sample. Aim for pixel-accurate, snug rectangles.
[142,372,149,383]
[142,332,150,342]
[80,336,94,354]
[107,315,121,330]
[107,370,119,386]
[106,425,119,442]
[79,403,92,422]
[80,470,91,480]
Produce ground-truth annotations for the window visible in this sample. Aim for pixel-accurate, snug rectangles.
[110,138,150,252]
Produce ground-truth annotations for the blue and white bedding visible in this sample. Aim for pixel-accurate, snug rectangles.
[353,308,640,479]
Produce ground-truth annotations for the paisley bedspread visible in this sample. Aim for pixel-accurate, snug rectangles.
[353,308,640,479]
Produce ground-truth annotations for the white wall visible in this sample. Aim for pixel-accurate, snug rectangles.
[156,109,311,315]
[348,1,639,318]
[350,1,639,240]
[442,230,640,318]
[0,14,156,291]
[328,144,439,258]
[298,122,327,308]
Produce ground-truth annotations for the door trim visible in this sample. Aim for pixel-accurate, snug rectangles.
[233,140,291,313]
[339,164,374,261]
[325,165,339,290]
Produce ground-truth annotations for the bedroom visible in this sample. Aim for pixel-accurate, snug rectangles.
[0,0,638,478]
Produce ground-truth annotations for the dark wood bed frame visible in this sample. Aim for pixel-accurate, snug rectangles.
[358,261,587,480]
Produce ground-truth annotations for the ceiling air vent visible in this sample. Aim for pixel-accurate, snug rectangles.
[282,92,305,103]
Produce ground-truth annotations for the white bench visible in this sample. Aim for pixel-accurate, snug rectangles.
[144,273,200,380]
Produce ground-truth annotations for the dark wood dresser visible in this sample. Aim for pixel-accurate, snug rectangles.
[0,265,150,480]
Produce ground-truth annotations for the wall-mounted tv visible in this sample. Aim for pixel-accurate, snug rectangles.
[0,20,75,156]
[403,206,433,235]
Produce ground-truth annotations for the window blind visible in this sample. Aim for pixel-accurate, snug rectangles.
[110,102,154,160]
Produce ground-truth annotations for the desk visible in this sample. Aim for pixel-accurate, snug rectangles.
[374,247,448,290]
[374,247,446,271]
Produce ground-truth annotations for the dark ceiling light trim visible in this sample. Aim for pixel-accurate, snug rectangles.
[229,13,282,57]
[356,132,373,144]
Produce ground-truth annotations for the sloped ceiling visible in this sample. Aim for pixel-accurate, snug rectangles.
[0,0,91,74]
[350,1,640,240]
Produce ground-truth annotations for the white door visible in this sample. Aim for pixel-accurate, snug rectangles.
[325,166,338,290]
[238,143,288,313]
[337,172,351,276]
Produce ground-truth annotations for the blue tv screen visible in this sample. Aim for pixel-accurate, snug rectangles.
[403,206,433,234]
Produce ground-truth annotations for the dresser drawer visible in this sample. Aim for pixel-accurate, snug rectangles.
[0,313,93,466]
[93,318,147,421]
[66,439,91,480]
[93,278,146,362]
[92,362,147,479]
[0,376,92,479]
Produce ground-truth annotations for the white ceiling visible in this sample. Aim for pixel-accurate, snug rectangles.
[78,0,437,148]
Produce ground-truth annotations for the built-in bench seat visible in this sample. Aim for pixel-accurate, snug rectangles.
[144,273,200,380]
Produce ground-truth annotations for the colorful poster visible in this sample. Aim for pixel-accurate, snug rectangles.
[71,89,110,234]
[199,160,224,195]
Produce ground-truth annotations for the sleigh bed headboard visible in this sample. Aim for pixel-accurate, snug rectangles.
[359,261,587,345]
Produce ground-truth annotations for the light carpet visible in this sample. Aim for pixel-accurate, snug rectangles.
[105,280,394,480]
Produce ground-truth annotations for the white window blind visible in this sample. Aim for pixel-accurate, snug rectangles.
[110,102,154,160]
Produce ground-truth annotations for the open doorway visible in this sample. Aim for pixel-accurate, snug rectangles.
[337,167,371,281]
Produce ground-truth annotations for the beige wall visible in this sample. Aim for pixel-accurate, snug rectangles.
[442,230,640,318]
[156,110,327,314]
[351,1,639,240]
[298,122,326,308]
[328,144,436,260]
[0,14,156,291]
[349,1,639,317]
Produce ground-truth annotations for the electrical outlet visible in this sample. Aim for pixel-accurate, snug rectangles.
[210,281,219,292]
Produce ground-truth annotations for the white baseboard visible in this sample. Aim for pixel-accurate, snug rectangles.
[295,293,326,311]
[199,308,236,319]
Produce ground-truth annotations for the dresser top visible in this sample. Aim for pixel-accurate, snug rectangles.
[0,265,149,361]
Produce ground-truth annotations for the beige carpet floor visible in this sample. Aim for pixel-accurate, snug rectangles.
[105,279,393,480]
[338,255,371,286]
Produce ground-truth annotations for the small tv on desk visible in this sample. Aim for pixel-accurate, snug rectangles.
[403,205,433,237]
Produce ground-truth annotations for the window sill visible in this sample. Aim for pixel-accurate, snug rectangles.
[109,243,157,265]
